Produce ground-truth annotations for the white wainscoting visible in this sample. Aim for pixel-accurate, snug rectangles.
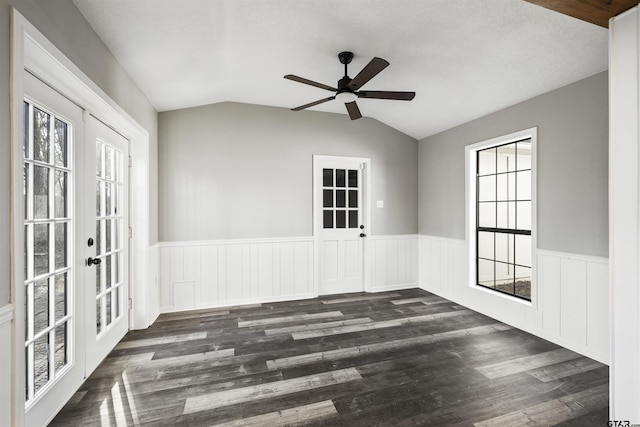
[369,235,419,292]
[159,238,315,312]
[0,304,13,426]
[419,235,609,364]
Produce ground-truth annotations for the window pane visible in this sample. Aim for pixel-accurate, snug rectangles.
[336,210,346,228]
[96,142,103,178]
[323,169,333,187]
[515,234,532,267]
[496,202,516,229]
[495,262,514,294]
[106,292,112,326]
[336,190,346,208]
[114,253,120,284]
[478,202,496,228]
[515,266,532,299]
[34,334,49,394]
[96,299,102,334]
[115,286,120,318]
[54,322,68,373]
[348,190,358,208]
[336,169,346,187]
[495,233,513,264]
[497,144,516,173]
[55,223,67,270]
[478,175,496,202]
[34,108,50,163]
[34,224,49,277]
[516,201,532,230]
[96,261,102,295]
[105,182,112,216]
[54,170,67,218]
[96,219,102,256]
[23,101,30,159]
[33,166,49,219]
[478,231,494,260]
[478,259,494,288]
[106,219,111,253]
[106,255,112,289]
[516,141,532,170]
[478,148,496,175]
[348,210,358,228]
[55,273,67,320]
[516,170,531,200]
[54,119,68,167]
[105,145,113,180]
[24,225,29,279]
[323,210,333,229]
[96,181,102,217]
[496,172,516,201]
[348,170,358,187]
[34,277,49,335]
[24,164,29,220]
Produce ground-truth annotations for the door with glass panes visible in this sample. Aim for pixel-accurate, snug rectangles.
[84,117,129,375]
[23,72,129,426]
[315,156,367,295]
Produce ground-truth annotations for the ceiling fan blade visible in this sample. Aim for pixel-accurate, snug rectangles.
[284,74,337,92]
[348,57,389,90]
[345,101,362,120]
[291,96,336,111]
[357,90,416,101]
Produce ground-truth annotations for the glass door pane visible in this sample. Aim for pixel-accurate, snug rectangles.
[95,140,124,335]
[23,101,73,404]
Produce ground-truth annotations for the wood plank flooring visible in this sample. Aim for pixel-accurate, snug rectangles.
[50,289,609,426]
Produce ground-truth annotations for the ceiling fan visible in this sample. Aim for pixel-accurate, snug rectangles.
[284,51,416,120]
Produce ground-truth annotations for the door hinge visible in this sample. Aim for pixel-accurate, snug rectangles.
[128,227,133,239]
[360,163,366,170]
[128,156,132,168]
[129,298,132,310]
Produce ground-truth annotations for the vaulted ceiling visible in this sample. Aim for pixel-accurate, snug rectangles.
[73,0,612,139]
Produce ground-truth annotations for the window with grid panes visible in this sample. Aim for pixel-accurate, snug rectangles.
[476,138,532,300]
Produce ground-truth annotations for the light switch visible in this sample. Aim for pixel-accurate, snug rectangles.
[377,200,384,208]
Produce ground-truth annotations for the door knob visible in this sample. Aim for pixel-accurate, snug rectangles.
[360,233,366,238]
[87,257,101,266]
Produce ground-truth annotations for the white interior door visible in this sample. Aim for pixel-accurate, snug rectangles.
[314,156,368,295]
[85,118,129,376]
[23,73,86,427]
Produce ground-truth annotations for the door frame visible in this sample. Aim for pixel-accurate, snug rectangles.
[10,9,152,426]
[312,155,372,295]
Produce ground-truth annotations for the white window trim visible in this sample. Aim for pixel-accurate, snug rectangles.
[465,127,538,308]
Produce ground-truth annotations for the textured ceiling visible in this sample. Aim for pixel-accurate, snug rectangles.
[72,0,608,139]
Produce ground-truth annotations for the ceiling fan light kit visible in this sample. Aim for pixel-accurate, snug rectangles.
[284,51,416,120]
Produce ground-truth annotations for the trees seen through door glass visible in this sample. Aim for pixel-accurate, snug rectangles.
[323,168,359,229]
[23,101,72,402]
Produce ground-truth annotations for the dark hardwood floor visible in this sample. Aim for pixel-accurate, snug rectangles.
[51,289,609,426]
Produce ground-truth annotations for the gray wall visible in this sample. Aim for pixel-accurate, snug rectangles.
[0,1,158,306]
[159,102,418,241]
[419,71,609,257]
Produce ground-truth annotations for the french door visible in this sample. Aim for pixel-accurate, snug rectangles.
[314,156,368,295]
[84,117,129,375]
[23,72,129,426]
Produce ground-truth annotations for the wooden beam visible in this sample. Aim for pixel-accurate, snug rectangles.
[524,0,639,27]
